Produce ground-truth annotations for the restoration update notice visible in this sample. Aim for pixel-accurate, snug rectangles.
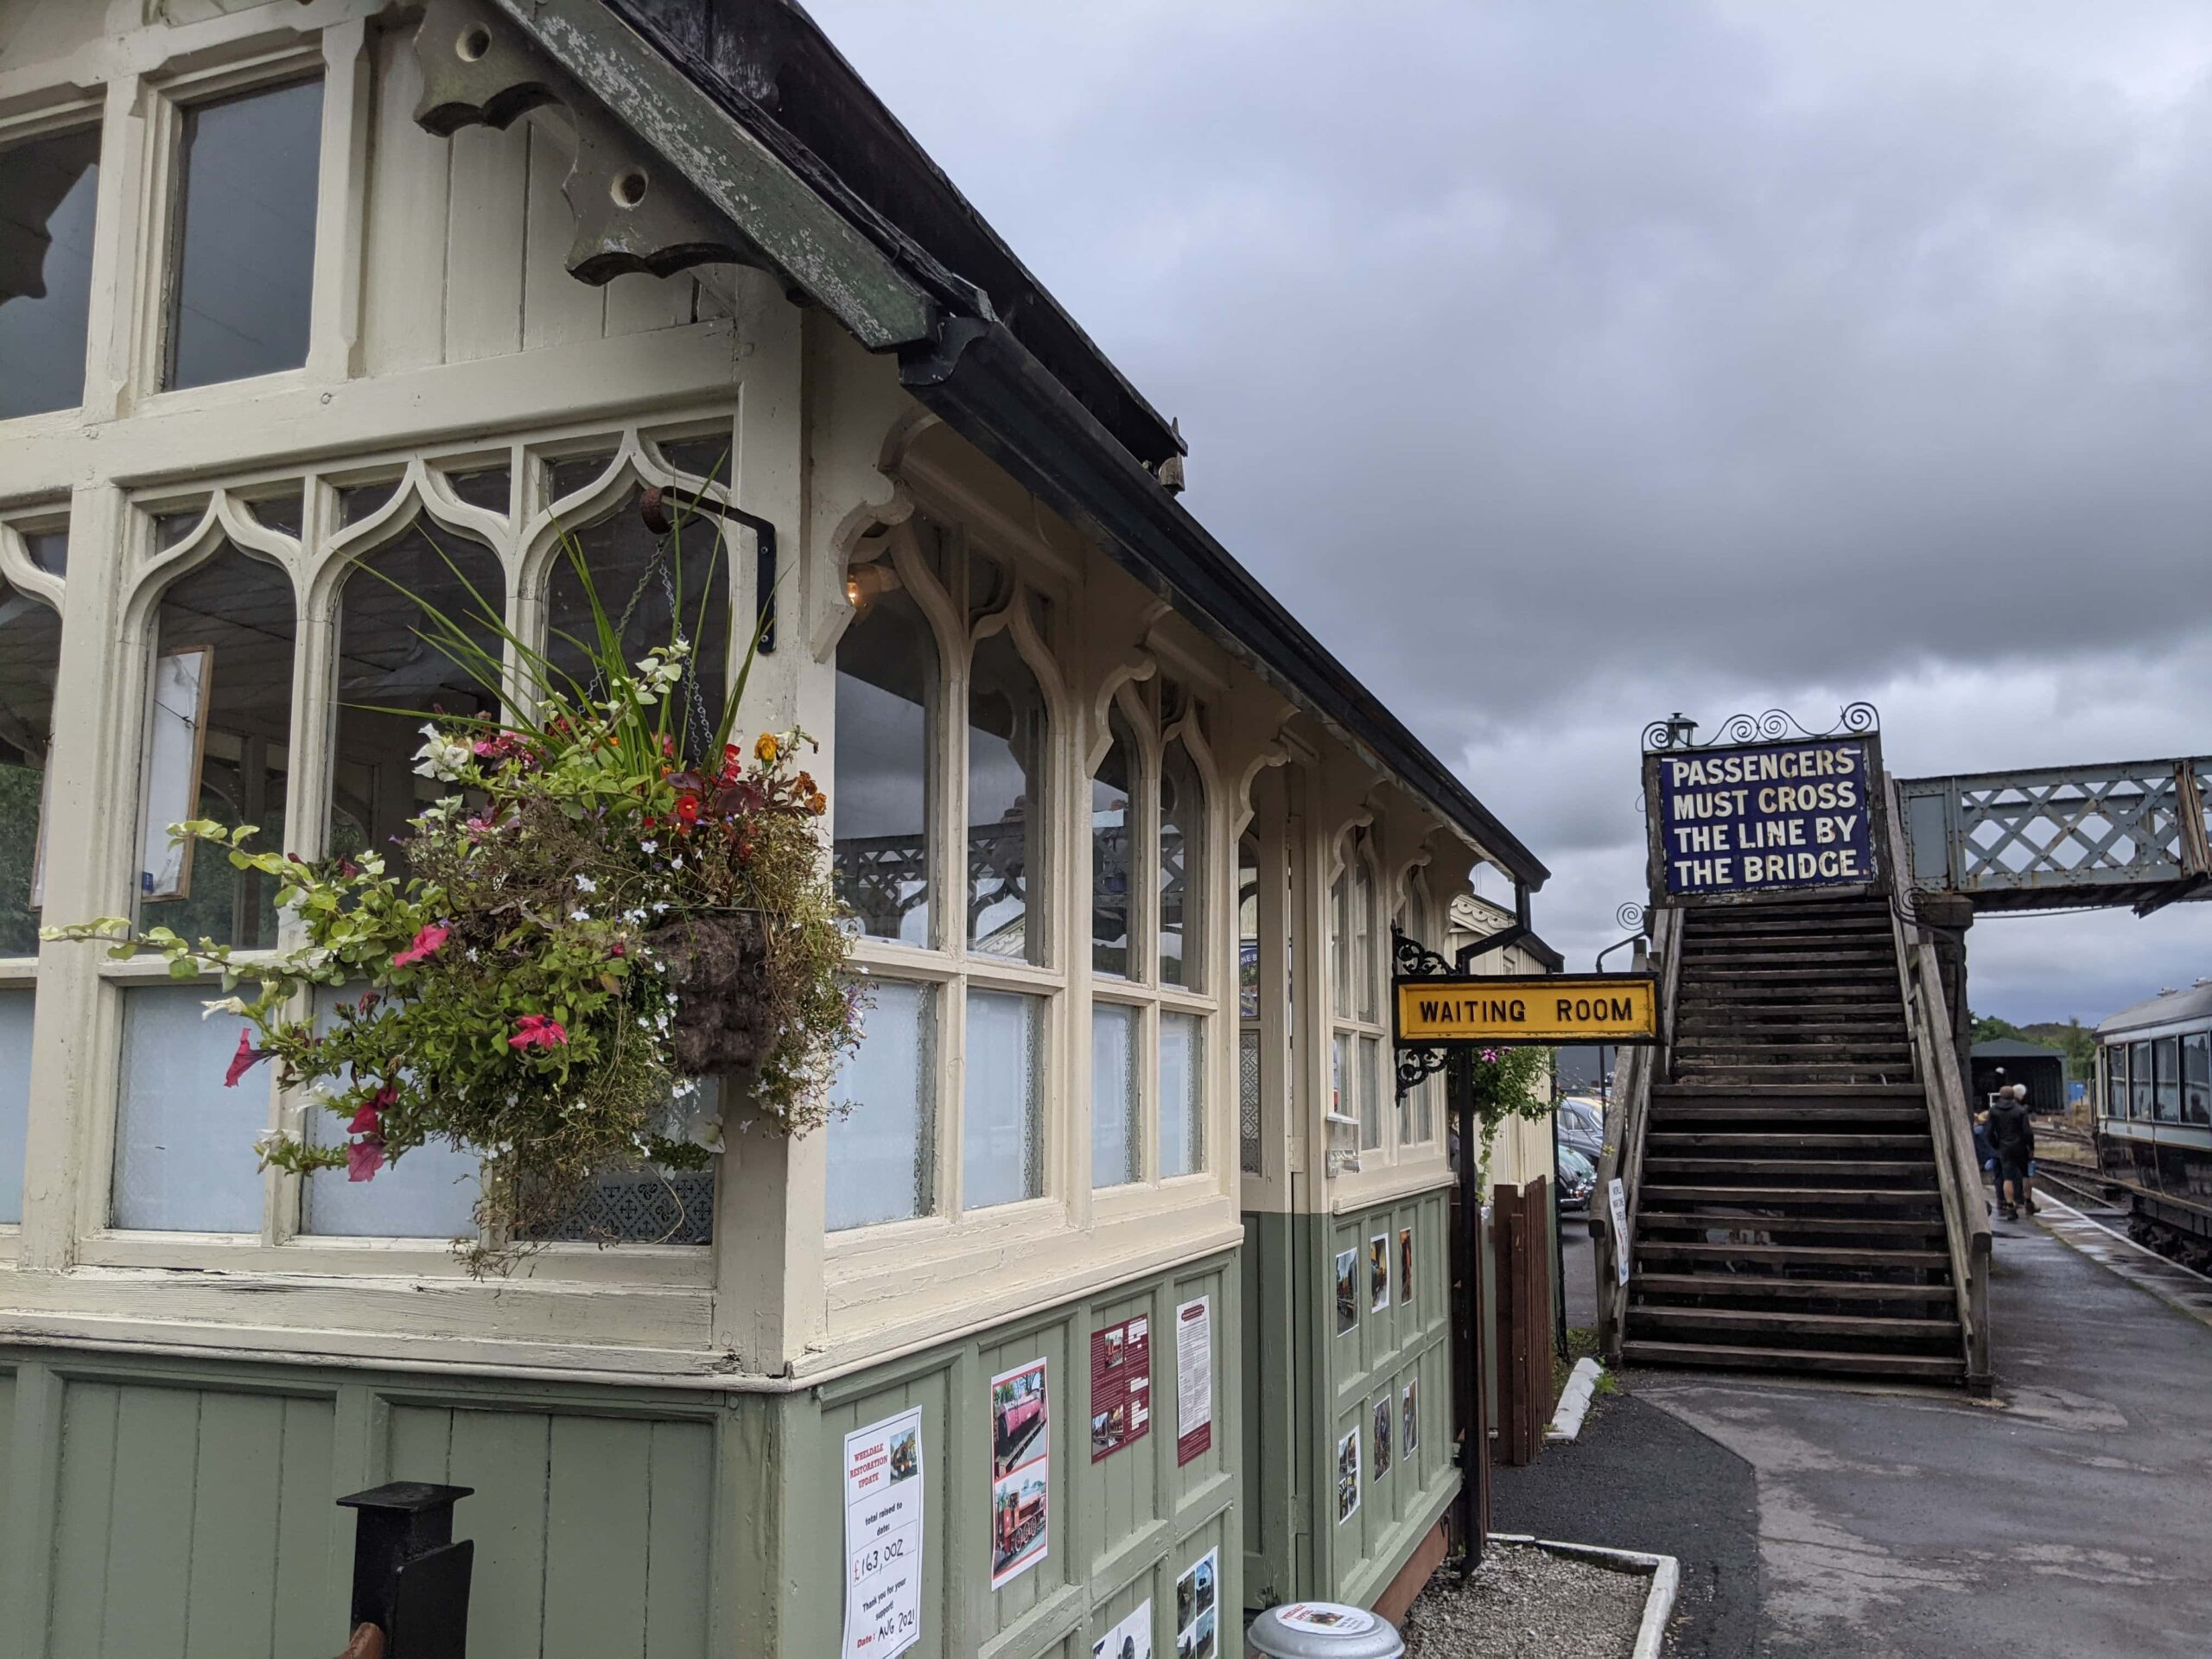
[1656,739,1874,897]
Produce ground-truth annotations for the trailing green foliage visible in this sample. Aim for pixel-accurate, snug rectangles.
[46,518,859,1268]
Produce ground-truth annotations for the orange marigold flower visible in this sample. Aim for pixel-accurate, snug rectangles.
[754,732,779,766]
[808,791,828,815]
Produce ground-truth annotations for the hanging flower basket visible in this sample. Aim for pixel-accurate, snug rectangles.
[48,522,861,1268]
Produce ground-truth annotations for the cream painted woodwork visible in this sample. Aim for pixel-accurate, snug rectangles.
[0,0,1524,1396]
[1447,891,1561,1197]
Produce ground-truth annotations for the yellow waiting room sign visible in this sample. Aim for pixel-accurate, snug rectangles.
[1394,974,1659,1046]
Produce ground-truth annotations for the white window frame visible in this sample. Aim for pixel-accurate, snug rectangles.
[831,513,1071,1233]
[74,413,747,1284]
[1329,829,1388,1155]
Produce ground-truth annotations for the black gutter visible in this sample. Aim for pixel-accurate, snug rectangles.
[902,319,1550,887]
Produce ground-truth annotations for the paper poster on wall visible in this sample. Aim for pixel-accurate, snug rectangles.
[1371,1394,1393,1478]
[1092,1599,1152,1659]
[1367,1234,1389,1313]
[841,1406,925,1659]
[1398,1226,1414,1305]
[1335,1427,1361,1524]
[138,645,213,900]
[1402,1380,1419,1454]
[1173,1547,1219,1659]
[1174,1295,1213,1465]
[1608,1178,1631,1287]
[1090,1314,1152,1462]
[1332,1249,1357,1336]
[989,1358,1050,1588]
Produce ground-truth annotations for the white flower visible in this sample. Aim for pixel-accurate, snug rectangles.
[570,909,590,924]
[575,874,598,893]
[411,723,473,782]
[200,995,249,1020]
[251,1128,287,1162]
[640,840,658,855]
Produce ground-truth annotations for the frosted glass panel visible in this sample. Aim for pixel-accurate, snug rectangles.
[1091,1002,1139,1189]
[827,979,936,1230]
[1359,1035,1382,1151]
[964,990,1042,1210]
[1160,1012,1202,1179]
[303,1028,480,1241]
[114,984,267,1230]
[0,988,30,1224]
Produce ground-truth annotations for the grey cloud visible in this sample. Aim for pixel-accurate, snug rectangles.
[812,1,2212,1020]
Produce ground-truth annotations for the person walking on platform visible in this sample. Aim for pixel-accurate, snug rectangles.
[1981,1083,2036,1220]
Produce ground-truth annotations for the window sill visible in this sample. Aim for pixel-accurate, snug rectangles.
[1328,1152,1456,1215]
[74,1229,713,1287]
[820,1185,1240,1376]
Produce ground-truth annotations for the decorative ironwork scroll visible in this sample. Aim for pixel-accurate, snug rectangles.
[1391,925,1454,1099]
[1643,702,1878,753]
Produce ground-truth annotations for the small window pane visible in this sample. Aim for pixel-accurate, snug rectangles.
[0,988,30,1223]
[2184,1033,2209,1127]
[2105,1046,2125,1119]
[656,437,728,486]
[827,979,937,1230]
[1331,871,1351,1016]
[339,480,401,526]
[114,983,266,1230]
[27,531,68,575]
[140,545,296,949]
[441,466,511,517]
[1359,1035,1382,1151]
[1237,835,1261,1021]
[0,580,63,954]
[2132,1040,2153,1120]
[834,564,936,945]
[0,126,100,420]
[331,527,505,880]
[1092,707,1136,976]
[1353,858,1378,1023]
[968,631,1046,963]
[546,493,730,752]
[1091,1001,1139,1189]
[167,80,324,391]
[1332,1032,1347,1122]
[963,990,1042,1210]
[2154,1036,2182,1122]
[1160,1012,1203,1178]
[1160,740,1203,988]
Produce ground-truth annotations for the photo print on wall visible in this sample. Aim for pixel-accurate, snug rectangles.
[1336,1427,1361,1523]
[1334,1248,1357,1335]
[989,1358,1051,1587]
[1372,1394,1393,1478]
[1368,1234,1389,1313]
[1398,1226,1414,1305]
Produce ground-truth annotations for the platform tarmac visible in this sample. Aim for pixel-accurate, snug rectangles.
[1503,1203,2212,1656]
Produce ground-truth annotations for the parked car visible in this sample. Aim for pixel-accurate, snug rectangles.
[1554,1096,1605,1164]
[1555,1144,1597,1211]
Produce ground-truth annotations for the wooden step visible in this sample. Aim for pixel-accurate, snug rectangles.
[1628,1306,1961,1340]
[1638,1213,1948,1237]
[1685,927,1894,948]
[1641,1185,1943,1206]
[1643,1158,1935,1179]
[1630,1274,1955,1301]
[1675,1013,1906,1033]
[1679,986,1900,1006]
[1644,1133,1932,1152]
[1672,1065,1916,1084]
[1649,1104,1929,1124]
[1634,1240,1949,1267]
[1654,1092,1929,1106]
[1618,1339,1966,1381]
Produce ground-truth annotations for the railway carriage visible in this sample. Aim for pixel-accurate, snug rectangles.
[2092,982,2212,1268]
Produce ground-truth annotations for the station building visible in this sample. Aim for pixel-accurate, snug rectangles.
[0,3,1550,1653]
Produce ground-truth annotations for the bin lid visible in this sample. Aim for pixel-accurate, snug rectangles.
[1247,1602,1404,1658]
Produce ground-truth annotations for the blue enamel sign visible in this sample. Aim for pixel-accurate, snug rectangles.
[1656,739,1876,897]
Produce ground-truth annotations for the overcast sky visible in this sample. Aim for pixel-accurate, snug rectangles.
[811,0,2212,1027]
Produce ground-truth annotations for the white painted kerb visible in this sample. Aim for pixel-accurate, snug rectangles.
[1488,1534,1679,1659]
[1547,1357,1605,1442]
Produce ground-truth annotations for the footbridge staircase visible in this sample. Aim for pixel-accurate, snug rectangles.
[1595,740,1985,1388]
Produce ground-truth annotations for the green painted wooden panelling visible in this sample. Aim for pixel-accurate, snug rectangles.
[387,1403,715,1659]
[43,1380,339,1659]
[0,1369,13,1503]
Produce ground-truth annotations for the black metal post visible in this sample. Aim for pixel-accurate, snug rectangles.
[1452,1046,1485,1577]
[337,1482,476,1658]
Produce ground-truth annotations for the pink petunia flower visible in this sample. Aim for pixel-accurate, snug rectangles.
[509,1014,569,1052]
[1479,1047,1502,1064]
[346,1135,385,1183]
[392,924,450,969]
[224,1029,266,1088]
[347,1084,395,1135]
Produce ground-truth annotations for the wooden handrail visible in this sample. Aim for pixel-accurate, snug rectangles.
[1883,775,1993,1391]
[1595,912,1675,1362]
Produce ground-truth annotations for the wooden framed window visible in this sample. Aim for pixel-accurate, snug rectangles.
[827,514,1069,1228]
[1330,832,1387,1154]
[0,515,67,1227]
[0,123,101,420]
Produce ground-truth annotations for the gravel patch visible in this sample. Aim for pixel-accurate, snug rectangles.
[1403,1542,1649,1659]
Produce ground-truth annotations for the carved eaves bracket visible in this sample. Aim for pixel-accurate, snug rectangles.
[408,0,937,347]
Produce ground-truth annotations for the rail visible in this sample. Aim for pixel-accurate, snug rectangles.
[1595,909,1677,1362]
[1885,776,1993,1391]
